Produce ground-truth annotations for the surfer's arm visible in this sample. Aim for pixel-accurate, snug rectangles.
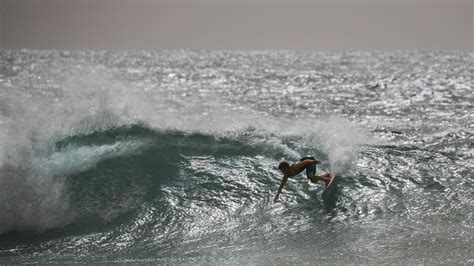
[274,175,289,202]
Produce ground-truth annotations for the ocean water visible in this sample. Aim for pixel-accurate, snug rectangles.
[0,49,472,264]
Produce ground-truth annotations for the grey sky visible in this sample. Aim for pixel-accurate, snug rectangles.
[1,0,472,51]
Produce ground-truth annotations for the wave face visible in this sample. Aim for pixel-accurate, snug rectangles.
[0,50,472,264]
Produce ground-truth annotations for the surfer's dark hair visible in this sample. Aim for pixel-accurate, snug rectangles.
[278,161,290,170]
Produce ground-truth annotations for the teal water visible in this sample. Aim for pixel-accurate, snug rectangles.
[0,50,472,264]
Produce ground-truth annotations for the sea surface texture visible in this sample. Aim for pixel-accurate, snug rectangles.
[0,50,472,264]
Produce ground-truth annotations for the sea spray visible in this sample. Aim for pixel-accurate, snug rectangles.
[0,56,151,233]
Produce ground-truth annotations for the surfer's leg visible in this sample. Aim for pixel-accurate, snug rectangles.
[320,173,331,186]
[309,176,320,183]
[320,173,331,180]
[308,174,329,183]
[309,173,331,187]
[305,160,317,181]
[307,173,316,182]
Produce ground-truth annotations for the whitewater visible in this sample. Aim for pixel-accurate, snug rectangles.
[0,50,472,264]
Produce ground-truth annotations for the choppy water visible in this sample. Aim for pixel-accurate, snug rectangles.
[0,49,472,264]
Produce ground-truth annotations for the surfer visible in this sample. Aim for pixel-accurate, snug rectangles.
[273,156,332,202]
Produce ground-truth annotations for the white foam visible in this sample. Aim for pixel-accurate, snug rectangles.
[0,58,151,233]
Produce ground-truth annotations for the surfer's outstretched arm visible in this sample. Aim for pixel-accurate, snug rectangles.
[274,175,289,203]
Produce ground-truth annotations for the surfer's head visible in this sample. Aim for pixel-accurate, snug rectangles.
[278,161,291,175]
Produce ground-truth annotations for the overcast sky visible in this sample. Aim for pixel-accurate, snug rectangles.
[1,0,472,51]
